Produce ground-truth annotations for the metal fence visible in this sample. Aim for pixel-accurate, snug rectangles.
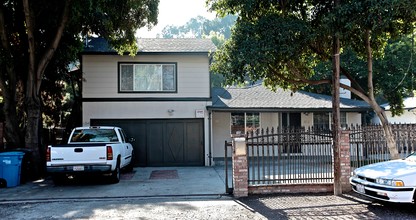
[243,124,416,186]
[350,124,416,169]
[224,141,233,194]
[246,127,333,186]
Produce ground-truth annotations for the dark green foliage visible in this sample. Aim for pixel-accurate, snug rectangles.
[208,0,416,112]
[161,15,236,39]
[0,0,159,160]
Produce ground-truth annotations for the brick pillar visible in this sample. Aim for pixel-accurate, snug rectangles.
[340,130,351,192]
[232,137,248,197]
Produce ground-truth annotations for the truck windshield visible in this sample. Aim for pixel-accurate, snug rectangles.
[70,129,118,142]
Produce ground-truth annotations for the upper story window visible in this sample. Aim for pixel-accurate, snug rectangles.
[119,62,177,93]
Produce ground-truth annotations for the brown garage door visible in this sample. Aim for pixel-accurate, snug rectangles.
[90,119,204,167]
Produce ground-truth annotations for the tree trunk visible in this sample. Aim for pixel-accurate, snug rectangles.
[370,101,400,159]
[332,0,342,196]
[0,67,23,149]
[25,97,43,178]
[21,0,72,178]
[364,29,399,160]
[3,98,23,148]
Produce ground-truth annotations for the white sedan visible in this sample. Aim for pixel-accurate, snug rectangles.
[350,153,416,203]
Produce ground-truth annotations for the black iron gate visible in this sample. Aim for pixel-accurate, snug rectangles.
[350,124,416,169]
[246,127,333,185]
[224,140,233,194]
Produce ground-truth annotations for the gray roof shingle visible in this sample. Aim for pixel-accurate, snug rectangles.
[210,85,370,111]
[83,37,216,53]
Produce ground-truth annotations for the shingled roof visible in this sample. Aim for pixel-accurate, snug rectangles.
[210,85,370,111]
[82,37,216,54]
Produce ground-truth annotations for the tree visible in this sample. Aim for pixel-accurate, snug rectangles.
[0,0,159,178]
[307,35,416,116]
[160,15,236,87]
[207,0,416,160]
[161,15,236,39]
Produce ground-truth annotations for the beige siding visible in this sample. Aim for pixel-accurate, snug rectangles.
[82,54,210,98]
[373,111,416,124]
[211,112,280,160]
[83,101,211,124]
[212,112,231,159]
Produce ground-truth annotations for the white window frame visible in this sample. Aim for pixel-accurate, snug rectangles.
[119,62,177,93]
[313,112,348,130]
[230,112,260,135]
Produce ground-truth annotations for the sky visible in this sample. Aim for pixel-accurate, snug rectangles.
[136,0,217,38]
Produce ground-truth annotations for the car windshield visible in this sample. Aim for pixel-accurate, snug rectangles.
[70,129,118,142]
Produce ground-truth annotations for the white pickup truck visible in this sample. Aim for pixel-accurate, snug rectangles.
[46,126,134,184]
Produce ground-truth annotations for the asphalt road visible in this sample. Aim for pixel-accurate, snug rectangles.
[1,192,416,219]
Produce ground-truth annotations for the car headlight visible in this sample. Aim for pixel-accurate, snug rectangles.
[376,178,404,187]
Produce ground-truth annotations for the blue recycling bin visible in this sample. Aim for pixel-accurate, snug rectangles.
[0,152,25,187]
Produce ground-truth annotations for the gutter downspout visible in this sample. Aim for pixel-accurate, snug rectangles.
[208,110,212,166]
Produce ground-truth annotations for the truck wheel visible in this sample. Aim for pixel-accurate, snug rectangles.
[110,161,120,184]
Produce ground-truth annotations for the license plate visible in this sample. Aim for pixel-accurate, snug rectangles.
[73,166,84,171]
[356,184,365,193]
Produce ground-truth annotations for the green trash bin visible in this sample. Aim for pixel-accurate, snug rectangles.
[0,152,25,187]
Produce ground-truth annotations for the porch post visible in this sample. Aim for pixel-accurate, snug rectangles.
[232,136,248,197]
[340,130,352,192]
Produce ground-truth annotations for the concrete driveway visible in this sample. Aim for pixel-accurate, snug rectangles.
[0,166,227,202]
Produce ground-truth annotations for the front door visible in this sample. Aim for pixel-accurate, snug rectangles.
[281,113,301,128]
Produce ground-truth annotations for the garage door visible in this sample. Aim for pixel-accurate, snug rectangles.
[90,119,204,167]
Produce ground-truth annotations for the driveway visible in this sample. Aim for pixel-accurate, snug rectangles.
[0,166,227,202]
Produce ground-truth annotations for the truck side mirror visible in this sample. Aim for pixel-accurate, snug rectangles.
[128,137,136,143]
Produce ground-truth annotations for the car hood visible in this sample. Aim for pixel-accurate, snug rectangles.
[355,159,416,179]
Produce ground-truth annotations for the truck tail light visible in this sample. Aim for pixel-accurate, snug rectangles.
[46,146,51,162]
[106,146,113,160]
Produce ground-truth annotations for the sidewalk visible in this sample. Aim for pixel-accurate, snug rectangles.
[2,166,416,219]
[0,166,227,202]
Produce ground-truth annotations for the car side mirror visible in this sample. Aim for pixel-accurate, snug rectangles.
[128,137,136,143]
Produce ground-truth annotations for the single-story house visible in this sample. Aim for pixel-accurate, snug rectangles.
[372,97,416,124]
[208,85,370,164]
[80,37,370,167]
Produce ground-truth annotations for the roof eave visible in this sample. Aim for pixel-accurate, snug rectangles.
[80,51,214,56]
[207,106,371,112]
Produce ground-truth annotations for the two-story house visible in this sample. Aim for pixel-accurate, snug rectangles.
[80,37,216,167]
[81,37,371,168]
